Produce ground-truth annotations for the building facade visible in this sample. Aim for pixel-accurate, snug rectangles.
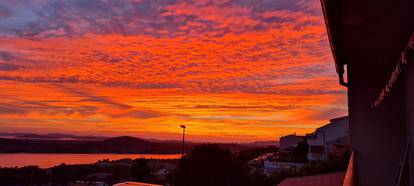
[307,116,349,161]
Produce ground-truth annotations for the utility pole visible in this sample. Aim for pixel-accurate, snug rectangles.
[180,125,186,158]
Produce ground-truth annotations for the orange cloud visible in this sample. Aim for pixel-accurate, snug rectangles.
[0,0,347,142]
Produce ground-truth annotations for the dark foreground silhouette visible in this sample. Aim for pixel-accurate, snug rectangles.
[0,144,348,186]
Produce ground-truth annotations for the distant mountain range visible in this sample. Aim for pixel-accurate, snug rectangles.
[0,133,277,154]
[0,136,186,154]
[0,132,107,141]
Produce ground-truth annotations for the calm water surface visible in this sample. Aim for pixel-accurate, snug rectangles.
[0,153,181,168]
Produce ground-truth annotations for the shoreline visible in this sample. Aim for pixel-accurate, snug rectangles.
[0,153,181,168]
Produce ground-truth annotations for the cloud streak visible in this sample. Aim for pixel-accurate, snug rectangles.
[0,0,347,142]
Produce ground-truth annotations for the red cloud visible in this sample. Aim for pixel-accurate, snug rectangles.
[0,0,347,142]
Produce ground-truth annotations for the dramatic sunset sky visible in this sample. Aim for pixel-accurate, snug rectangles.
[0,0,347,142]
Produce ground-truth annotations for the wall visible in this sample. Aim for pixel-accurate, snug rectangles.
[347,55,406,186]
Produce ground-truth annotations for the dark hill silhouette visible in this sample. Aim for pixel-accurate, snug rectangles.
[88,136,163,153]
[0,136,184,154]
[0,134,260,154]
[102,136,151,145]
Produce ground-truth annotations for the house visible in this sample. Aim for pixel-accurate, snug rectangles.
[279,134,306,150]
[248,152,275,166]
[307,116,349,161]
[320,0,414,185]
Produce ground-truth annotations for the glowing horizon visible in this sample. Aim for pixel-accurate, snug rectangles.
[0,0,347,142]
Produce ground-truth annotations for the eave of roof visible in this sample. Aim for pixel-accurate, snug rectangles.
[320,0,414,88]
[320,0,347,86]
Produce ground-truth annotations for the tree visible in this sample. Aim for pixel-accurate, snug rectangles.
[130,159,155,182]
[171,144,250,186]
[293,139,309,163]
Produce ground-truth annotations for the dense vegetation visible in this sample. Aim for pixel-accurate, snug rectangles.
[170,144,250,186]
[0,158,164,185]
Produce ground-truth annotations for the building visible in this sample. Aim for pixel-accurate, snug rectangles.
[248,152,275,166]
[326,136,350,158]
[263,161,306,176]
[279,134,306,150]
[321,0,414,185]
[307,116,349,161]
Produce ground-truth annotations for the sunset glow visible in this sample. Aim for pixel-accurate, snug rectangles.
[0,0,347,142]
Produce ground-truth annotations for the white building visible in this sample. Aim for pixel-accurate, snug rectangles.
[307,116,349,161]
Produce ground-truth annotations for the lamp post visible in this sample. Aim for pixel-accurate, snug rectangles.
[180,125,186,158]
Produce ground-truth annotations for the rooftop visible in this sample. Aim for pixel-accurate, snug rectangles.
[278,171,345,186]
[113,182,162,186]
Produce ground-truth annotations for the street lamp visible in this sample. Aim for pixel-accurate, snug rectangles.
[180,125,186,158]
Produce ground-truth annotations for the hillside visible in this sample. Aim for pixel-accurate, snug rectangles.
[0,134,266,154]
[0,136,186,154]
